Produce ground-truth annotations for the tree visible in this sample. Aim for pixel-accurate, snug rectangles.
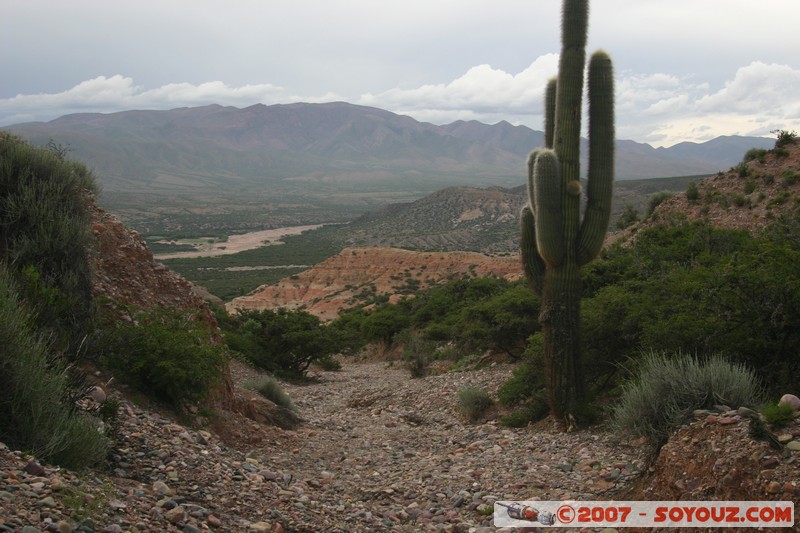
[223,308,342,378]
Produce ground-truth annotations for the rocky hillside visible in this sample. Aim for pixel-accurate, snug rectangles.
[89,197,219,329]
[340,186,525,253]
[227,247,522,320]
[627,135,800,237]
[625,404,800,507]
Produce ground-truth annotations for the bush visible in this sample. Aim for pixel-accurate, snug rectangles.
[760,403,795,428]
[773,129,797,149]
[685,182,699,203]
[612,351,764,445]
[782,170,799,187]
[0,134,98,351]
[498,334,546,406]
[0,266,108,468]
[221,308,343,379]
[242,376,296,411]
[733,162,750,178]
[743,148,768,163]
[457,387,493,422]
[403,332,433,378]
[615,204,640,230]
[314,355,342,372]
[646,191,673,217]
[96,306,227,408]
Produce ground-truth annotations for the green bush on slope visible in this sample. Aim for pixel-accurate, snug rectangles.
[0,134,98,351]
[95,305,227,408]
[0,266,109,468]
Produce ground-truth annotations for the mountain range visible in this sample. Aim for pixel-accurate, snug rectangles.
[4,102,774,198]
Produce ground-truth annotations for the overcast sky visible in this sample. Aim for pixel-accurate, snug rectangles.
[2,0,799,147]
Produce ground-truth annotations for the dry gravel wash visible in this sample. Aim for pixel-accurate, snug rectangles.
[0,361,648,533]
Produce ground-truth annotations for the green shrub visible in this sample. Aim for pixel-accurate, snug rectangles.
[767,191,790,207]
[498,334,546,406]
[612,351,764,445]
[0,266,108,468]
[685,182,699,203]
[743,180,756,195]
[615,204,640,229]
[314,355,342,372]
[760,403,795,428]
[403,332,433,378]
[0,134,98,351]
[773,129,797,149]
[457,386,493,422]
[782,170,799,187]
[743,148,768,164]
[646,191,673,217]
[221,308,343,379]
[242,376,296,411]
[96,306,227,408]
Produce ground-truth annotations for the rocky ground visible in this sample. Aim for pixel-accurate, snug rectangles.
[0,358,657,533]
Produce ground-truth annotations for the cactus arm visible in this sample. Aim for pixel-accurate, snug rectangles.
[577,50,615,266]
[531,150,565,267]
[520,206,545,296]
[544,78,557,149]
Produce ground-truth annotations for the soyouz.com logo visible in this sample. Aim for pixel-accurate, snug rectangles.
[494,500,795,528]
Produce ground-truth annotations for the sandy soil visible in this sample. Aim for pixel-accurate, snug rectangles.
[153,224,323,259]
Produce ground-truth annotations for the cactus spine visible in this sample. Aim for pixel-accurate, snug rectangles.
[521,0,614,426]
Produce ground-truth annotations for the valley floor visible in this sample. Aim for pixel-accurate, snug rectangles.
[1,359,649,532]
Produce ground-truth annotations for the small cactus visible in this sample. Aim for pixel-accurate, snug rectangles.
[520,0,614,425]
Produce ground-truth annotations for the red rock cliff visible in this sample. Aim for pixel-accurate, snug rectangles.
[227,246,522,320]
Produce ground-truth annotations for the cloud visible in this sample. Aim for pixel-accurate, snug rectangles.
[638,62,800,146]
[0,75,290,124]
[2,59,798,148]
[697,62,800,116]
[357,54,560,121]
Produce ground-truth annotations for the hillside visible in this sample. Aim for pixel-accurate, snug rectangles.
[341,186,525,253]
[625,134,800,238]
[227,247,522,320]
[329,176,704,254]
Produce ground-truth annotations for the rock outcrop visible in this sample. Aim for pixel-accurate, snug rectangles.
[89,198,218,329]
[87,197,233,406]
[227,247,522,320]
[623,406,800,528]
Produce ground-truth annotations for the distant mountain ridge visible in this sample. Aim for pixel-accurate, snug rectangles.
[4,102,773,197]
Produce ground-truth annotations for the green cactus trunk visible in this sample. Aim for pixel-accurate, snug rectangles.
[520,0,614,428]
[540,263,583,424]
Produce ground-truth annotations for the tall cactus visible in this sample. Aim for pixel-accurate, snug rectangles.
[521,0,614,427]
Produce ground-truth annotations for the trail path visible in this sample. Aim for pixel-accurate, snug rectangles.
[0,360,646,533]
[227,359,645,531]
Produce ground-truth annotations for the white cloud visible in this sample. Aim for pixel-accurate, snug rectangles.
[2,59,798,149]
[0,75,290,124]
[358,54,559,119]
[697,62,800,116]
[637,62,800,146]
